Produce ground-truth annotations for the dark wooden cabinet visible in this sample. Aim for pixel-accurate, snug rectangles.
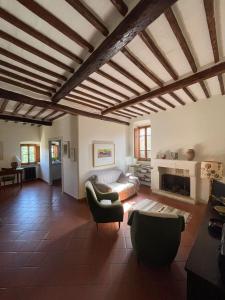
[185,180,225,300]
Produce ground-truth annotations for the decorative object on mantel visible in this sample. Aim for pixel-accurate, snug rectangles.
[201,161,224,199]
[93,142,115,167]
[170,152,178,160]
[186,149,195,161]
[161,154,166,159]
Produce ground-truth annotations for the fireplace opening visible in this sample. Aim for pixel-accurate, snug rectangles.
[161,174,190,196]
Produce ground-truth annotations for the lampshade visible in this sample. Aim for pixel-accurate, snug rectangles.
[200,161,223,180]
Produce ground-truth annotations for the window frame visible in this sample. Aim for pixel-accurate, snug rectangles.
[134,125,151,161]
[20,144,40,165]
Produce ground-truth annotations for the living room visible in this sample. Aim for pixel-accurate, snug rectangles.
[0,0,225,299]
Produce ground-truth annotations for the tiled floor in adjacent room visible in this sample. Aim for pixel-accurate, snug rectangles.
[0,181,206,300]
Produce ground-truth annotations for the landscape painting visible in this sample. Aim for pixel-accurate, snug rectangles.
[93,143,115,167]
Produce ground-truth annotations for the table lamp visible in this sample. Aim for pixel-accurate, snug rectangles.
[200,161,223,199]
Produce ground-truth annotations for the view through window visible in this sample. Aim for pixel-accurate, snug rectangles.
[134,126,151,160]
[20,144,40,164]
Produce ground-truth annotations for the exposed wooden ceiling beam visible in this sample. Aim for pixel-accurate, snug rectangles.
[0,88,129,125]
[13,102,24,114]
[111,111,131,119]
[0,60,61,88]
[67,93,108,108]
[24,105,35,116]
[0,99,8,112]
[102,60,225,114]
[169,92,185,105]
[64,96,103,111]
[183,87,197,102]
[86,77,128,99]
[204,0,224,95]
[0,76,51,97]
[110,0,128,16]
[121,47,163,86]
[0,68,56,92]
[0,7,82,64]
[65,0,108,36]
[0,47,66,81]
[138,103,157,113]
[130,105,151,114]
[147,100,166,111]
[42,110,58,120]
[107,60,150,91]
[51,112,67,121]
[79,83,121,103]
[0,112,52,125]
[122,108,142,117]
[71,89,112,104]
[96,69,140,95]
[17,0,94,52]
[158,96,175,108]
[118,109,137,118]
[0,30,73,73]
[51,0,177,102]
[33,107,46,118]
[164,7,209,98]
[139,30,178,80]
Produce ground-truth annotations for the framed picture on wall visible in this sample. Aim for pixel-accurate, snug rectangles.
[63,142,68,156]
[93,143,115,167]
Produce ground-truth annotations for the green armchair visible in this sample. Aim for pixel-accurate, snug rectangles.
[129,211,185,266]
[85,181,124,229]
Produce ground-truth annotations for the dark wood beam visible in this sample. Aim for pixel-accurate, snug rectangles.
[0,60,61,88]
[64,96,103,111]
[0,99,8,112]
[17,0,94,52]
[51,0,177,102]
[0,30,73,73]
[96,69,139,95]
[51,112,67,121]
[122,108,141,117]
[111,111,131,119]
[204,0,224,95]
[86,77,128,99]
[183,87,197,102]
[121,47,163,86]
[0,7,82,64]
[118,109,137,118]
[0,76,51,97]
[102,60,225,114]
[67,94,108,108]
[71,89,112,104]
[110,0,128,16]
[24,105,35,116]
[138,103,157,113]
[0,113,52,125]
[199,81,210,98]
[79,83,121,103]
[131,105,151,114]
[0,68,56,92]
[13,102,24,114]
[42,110,57,120]
[33,108,46,118]
[107,60,150,91]
[65,0,108,36]
[164,7,209,98]
[139,30,178,80]
[0,47,66,81]
[0,88,129,125]
[169,92,185,105]
[158,96,175,108]
[147,100,166,110]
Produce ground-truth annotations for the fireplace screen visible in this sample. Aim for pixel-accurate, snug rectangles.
[161,174,190,196]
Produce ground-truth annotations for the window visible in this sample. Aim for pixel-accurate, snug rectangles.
[134,126,151,160]
[20,144,40,164]
[51,143,60,161]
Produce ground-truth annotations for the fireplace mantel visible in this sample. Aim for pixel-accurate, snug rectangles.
[151,159,199,204]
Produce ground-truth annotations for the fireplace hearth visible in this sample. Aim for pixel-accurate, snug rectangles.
[161,174,190,196]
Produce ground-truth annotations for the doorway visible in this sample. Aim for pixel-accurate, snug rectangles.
[49,139,62,188]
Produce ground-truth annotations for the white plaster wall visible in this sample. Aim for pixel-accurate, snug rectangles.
[0,121,40,168]
[78,116,129,198]
[40,115,79,199]
[149,96,225,202]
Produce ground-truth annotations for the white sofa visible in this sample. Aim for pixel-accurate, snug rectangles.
[88,168,139,201]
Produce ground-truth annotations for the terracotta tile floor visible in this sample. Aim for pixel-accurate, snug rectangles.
[0,181,206,300]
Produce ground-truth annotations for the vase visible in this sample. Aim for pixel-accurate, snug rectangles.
[186,149,195,161]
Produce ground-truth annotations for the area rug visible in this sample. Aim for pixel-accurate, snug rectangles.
[128,198,191,223]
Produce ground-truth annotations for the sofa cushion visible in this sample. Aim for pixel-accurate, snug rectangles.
[97,169,121,185]
[108,182,134,193]
[139,210,178,219]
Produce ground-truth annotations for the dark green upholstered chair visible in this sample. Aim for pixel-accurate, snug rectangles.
[85,181,124,229]
[129,211,185,266]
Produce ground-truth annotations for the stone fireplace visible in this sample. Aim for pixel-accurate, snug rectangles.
[151,159,198,204]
